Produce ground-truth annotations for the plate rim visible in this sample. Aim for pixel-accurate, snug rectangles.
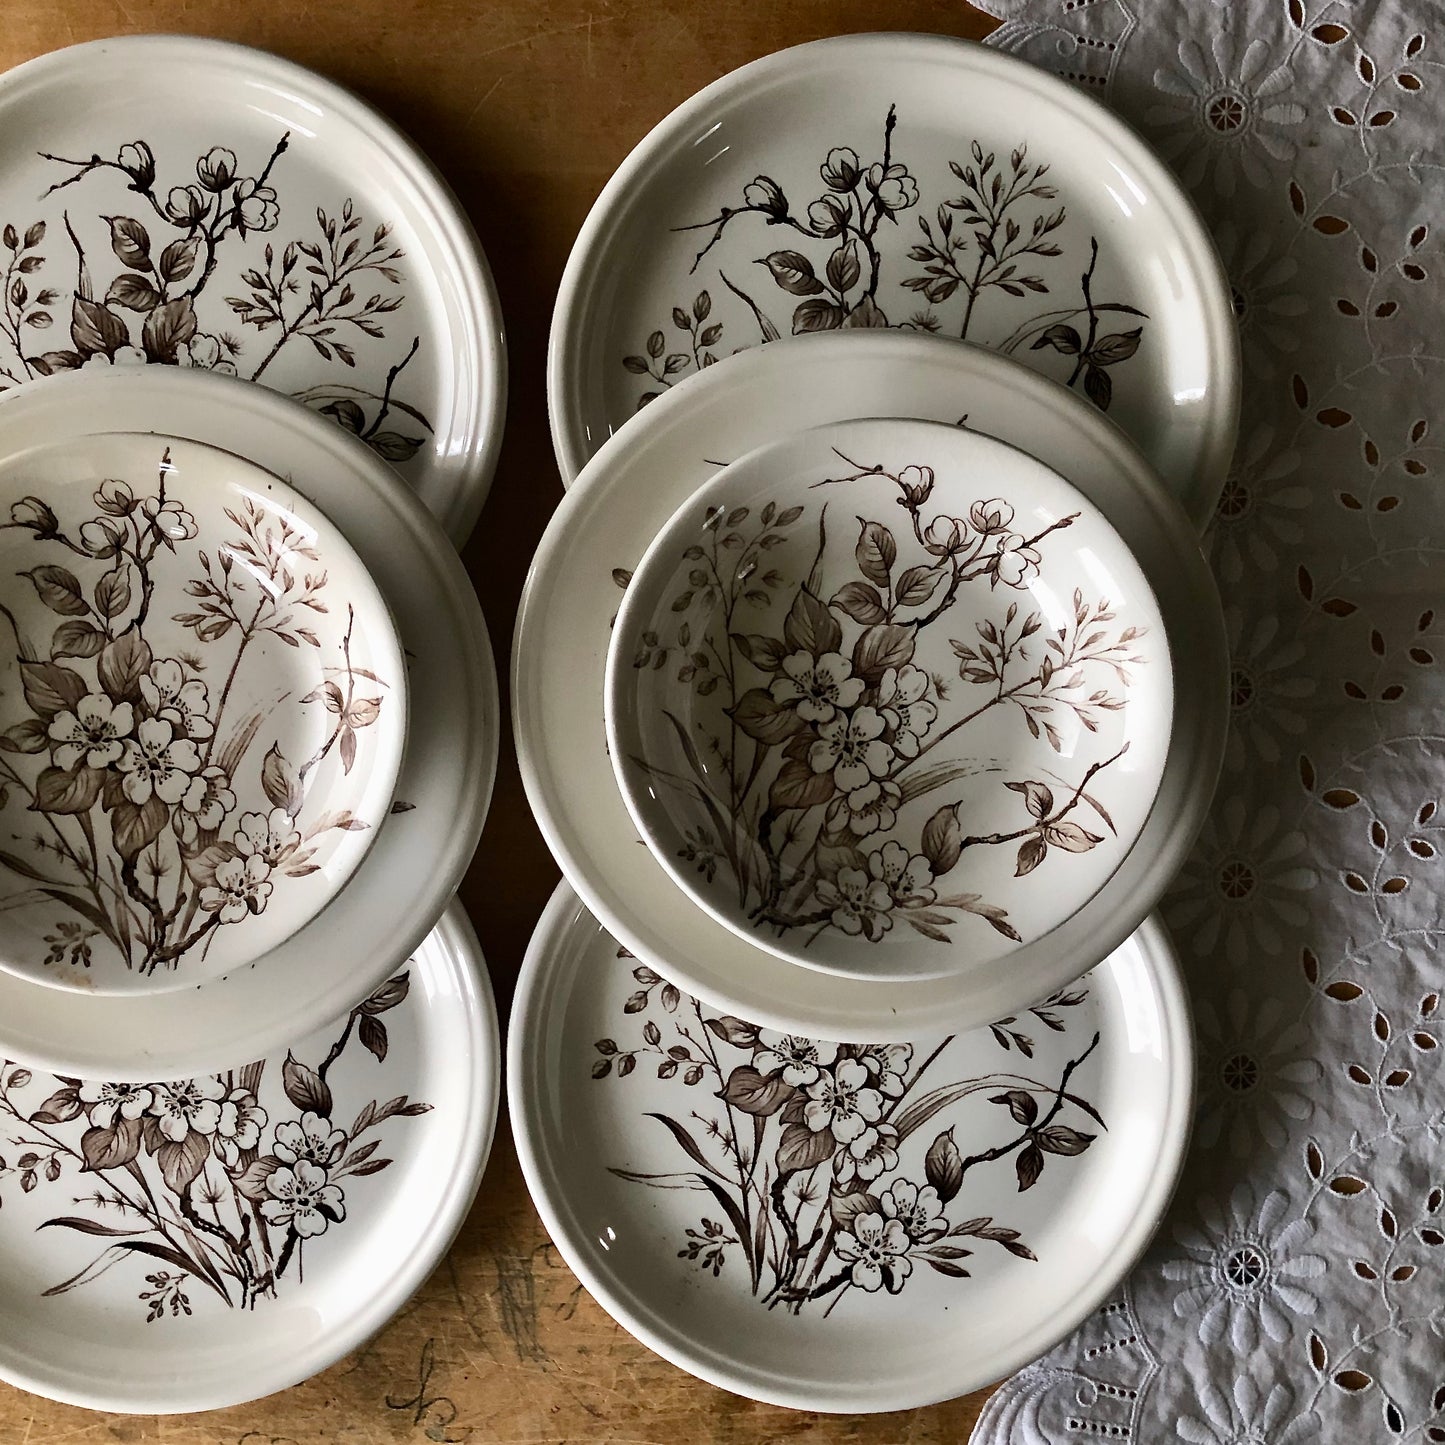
[0,898,500,1415]
[547,31,1239,526]
[509,878,1195,1413]
[0,32,507,543]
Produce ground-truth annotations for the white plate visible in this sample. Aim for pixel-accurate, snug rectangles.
[0,35,505,541]
[510,881,1192,1413]
[0,368,498,1080]
[514,334,1226,1039]
[549,33,1237,526]
[0,900,498,1415]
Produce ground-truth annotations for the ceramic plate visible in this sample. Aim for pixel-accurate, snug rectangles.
[0,901,497,1414]
[514,335,1226,1040]
[510,882,1192,1413]
[0,368,498,1080]
[0,35,505,541]
[549,33,1237,524]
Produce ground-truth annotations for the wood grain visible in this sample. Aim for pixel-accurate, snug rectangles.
[0,1,1001,1437]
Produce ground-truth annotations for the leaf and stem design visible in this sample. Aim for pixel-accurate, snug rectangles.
[0,452,391,978]
[0,136,429,464]
[616,455,1145,951]
[0,972,428,1318]
[621,111,1148,413]
[593,954,1104,1315]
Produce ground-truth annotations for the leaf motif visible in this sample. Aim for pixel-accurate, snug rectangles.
[359,972,410,1016]
[33,765,104,816]
[261,743,304,816]
[109,795,167,857]
[29,1084,83,1125]
[358,1014,388,1062]
[921,803,962,874]
[644,1112,721,1178]
[1016,1141,1045,1191]
[370,431,424,462]
[94,566,132,620]
[768,757,836,812]
[39,1215,147,1238]
[1030,323,1080,355]
[106,274,162,313]
[925,1127,964,1202]
[1044,820,1103,852]
[159,236,200,284]
[729,687,808,746]
[79,1116,143,1172]
[1035,1123,1095,1155]
[51,620,105,659]
[1015,834,1048,876]
[141,295,197,364]
[155,1132,211,1195]
[1087,328,1142,365]
[826,242,861,293]
[107,216,151,269]
[731,633,789,672]
[760,250,823,296]
[97,631,152,705]
[282,1052,334,1117]
[1083,364,1112,410]
[718,1065,796,1117]
[320,398,366,434]
[990,1089,1038,1126]
[895,565,943,606]
[24,565,89,618]
[20,659,89,717]
[855,520,896,588]
[776,1120,836,1175]
[233,1156,282,1201]
[70,296,128,359]
[830,1186,883,1228]
[851,623,914,685]
[833,580,886,624]
[792,297,845,332]
[782,585,842,658]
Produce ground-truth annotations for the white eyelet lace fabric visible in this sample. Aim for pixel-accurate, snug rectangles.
[972,3,1445,1440]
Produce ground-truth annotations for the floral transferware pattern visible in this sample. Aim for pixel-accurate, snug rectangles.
[0,134,430,467]
[0,969,428,1318]
[0,445,395,987]
[622,108,1149,416]
[613,450,1160,962]
[592,947,1101,1315]
[972,3,1445,1442]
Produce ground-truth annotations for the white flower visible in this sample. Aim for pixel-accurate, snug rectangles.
[809,706,893,792]
[80,515,127,557]
[843,778,901,837]
[803,1058,884,1142]
[770,650,864,724]
[815,866,894,940]
[199,852,273,924]
[864,161,917,214]
[877,665,937,757]
[1213,222,1306,375]
[1146,31,1307,196]
[149,1076,226,1142]
[261,1159,346,1238]
[1208,425,1309,587]
[1193,990,1320,1155]
[234,178,280,235]
[846,1042,912,1098]
[922,516,968,555]
[117,717,200,804]
[175,766,236,844]
[753,1033,837,1088]
[867,839,936,906]
[233,806,301,866]
[140,496,197,543]
[82,345,147,370]
[834,1121,900,1186]
[1223,606,1315,772]
[1161,1184,1325,1351]
[214,1088,268,1168]
[196,146,237,191]
[990,534,1042,588]
[969,498,1013,535]
[835,1212,912,1292]
[140,659,213,741]
[48,694,134,770]
[273,1110,347,1168]
[79,1080,153,1129]
[880,1178,947,1243]
[176,331,237,376]
[820,147,861,191]
[1178,1377,1320,1445]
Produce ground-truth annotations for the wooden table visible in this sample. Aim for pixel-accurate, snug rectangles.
[0,2,1000,1438]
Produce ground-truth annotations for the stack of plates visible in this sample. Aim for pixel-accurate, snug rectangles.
[513,33,1235,1412]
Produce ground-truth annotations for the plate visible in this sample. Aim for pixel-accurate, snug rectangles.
[0,901,498,1414]
[0,35,505,541]
[509,881,1192,1413]
[0,368,498,1080]
[549,32,1237,526]
[605,417,1174,983]
[514,334,1226,1039]
[0,431,408,996]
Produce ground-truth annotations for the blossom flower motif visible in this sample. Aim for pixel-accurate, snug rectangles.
[233,178,280,235]
[176,332,238,376]
[898,465,935,507]
[165,185,209,226]
[140,659,214,741]
[213,1088,269,1168]
[1146,31,1307,196]
[1193,989,1320,1156]
[199,852,273,924]
[844,778,901,837]
[753,1032,837,1088]
[273,1109,347,1168]
[234,807,302,867]
[807,195,848,238]
[923,515,968,555]
[770,650,864,723]
[82,345,147,371]
[1166,796,1317,966]
[970,498,1014,535]
[1178,1376,1320,1445]
[196,146,238,191]
[867,840,937,908]
[835,1212,913,1292]
[79,1080,153,1129]
[117,717,201,805]
[140,495,198,544]
[10,497,58,537]
[1208,425,1308,588]
[261,1159,347,1238]
[846,1042,913,1098]
[1212,221,1306,375]
[834,1121,900,1186]
[877,665,937,757]
[116,141,155,189]
[48,694,134,770]
[816,866,895,940]
[149,1076,227,1142]
[1223,606,1314,772]
[743,176,788,220]
[821,146,862,192]
[174,765,236,845]
[990,534,1042,588]
[880,1178,947,1243]
[94,479,136,517]
[809,706,893,792]
[1161,1184,1325,1351]
[865,161,918,214]
[803,1057,884,1142]
[79,514,127,557]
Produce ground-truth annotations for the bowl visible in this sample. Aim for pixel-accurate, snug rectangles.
[0,430,406,996]
[606,417,1173,983]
